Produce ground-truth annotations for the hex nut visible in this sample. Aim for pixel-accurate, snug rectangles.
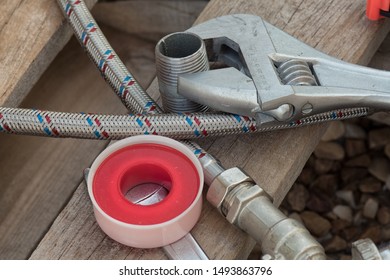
[226,184,269,224]
[206,167,253,212]
[352,239,382,260]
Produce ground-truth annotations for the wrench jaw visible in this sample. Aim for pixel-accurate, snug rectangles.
[178,68,260,118]
[272,55,390,122]
[184,14,294,122]
[179,14,316,124]
[178,14,390,127]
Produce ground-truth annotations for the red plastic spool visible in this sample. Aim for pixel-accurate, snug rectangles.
[93,143,200,225]
[87,135,204,248]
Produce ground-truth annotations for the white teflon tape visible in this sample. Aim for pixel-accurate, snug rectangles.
[87,135,204,248]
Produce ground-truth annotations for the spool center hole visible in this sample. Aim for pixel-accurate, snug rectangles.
[120,164,172,206]
[158,32,202,58]
[125,183,169,206]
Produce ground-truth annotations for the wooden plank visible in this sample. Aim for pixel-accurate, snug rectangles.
[0,0,97,108]
[93,0,208,34]
[0,26,158,259]
[0,0,205,261]
[31,0,390,260]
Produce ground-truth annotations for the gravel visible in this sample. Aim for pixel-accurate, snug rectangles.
[280,117,390,260]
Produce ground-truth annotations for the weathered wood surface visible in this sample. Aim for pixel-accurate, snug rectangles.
[0,26,158,259]
[0,0,96,108]
[0,0,207,260]
[93,0,207,34]
[30,0,390,260]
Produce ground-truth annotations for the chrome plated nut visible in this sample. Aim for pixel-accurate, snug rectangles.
[225,184,269,224]
[206,167,253,213]
[352,239,382,260]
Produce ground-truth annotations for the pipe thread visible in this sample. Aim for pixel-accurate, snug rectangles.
[155,32,209,113]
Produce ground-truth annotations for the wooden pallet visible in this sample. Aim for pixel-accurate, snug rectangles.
[1,0,389,259]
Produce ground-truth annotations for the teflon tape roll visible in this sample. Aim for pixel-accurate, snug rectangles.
[87,135,204,248]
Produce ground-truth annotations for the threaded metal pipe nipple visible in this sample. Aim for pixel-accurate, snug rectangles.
[155,32,209,113]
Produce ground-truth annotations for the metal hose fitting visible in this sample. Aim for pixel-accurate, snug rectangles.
[352,239,390,260]
[207,167,326,260]
[155,32,209,113]
[380,242,390,260]
[196,154,225,186]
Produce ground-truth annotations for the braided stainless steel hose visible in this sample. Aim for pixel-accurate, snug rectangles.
[0,0,371,140]
[0,107,369,140]
[0,107,257,139]
[56,0,158,115]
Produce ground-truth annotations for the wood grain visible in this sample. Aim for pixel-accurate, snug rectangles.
[30,0,390,260]
[0,0,206,260]
[93,0,208,34]
[0,25,158,259]
[0,0,97,108]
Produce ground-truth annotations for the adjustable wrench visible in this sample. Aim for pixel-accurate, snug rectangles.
[178,14,390,127]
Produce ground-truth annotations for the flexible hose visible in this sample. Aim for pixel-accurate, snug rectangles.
[0,107,256,139]
[0,107,369,140]
[0,0,268,142]
[56,0,157,115]
[0,0,370,140]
